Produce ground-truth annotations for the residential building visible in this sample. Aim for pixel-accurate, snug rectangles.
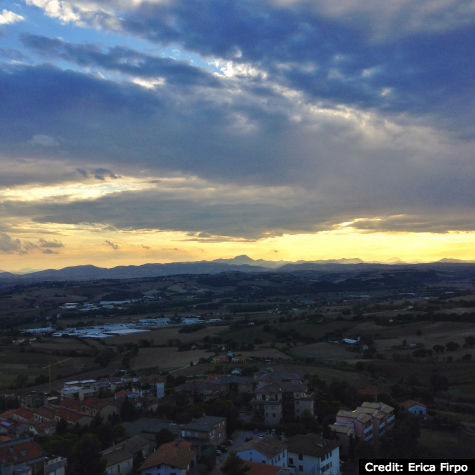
[287,434,340,475]
[19,392,45,410]
[80,398,118,420]
[0,438,44,475]
[236,437,288,468]
[43,456,67,475]
[102,435,152,475]
[139,440,196,475]
[179,416,226,446]
[400,400,426,419]
[253,378,314,426]
[358,402,395,438]
[102,446,134,475]
[332,401,395,442]
[334,410,373,441]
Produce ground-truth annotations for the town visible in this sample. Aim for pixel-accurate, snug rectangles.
[0,264,474,474]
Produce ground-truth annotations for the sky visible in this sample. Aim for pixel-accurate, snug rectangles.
[0,0,473,272]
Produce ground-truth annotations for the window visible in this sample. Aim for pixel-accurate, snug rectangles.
[299,465,303,472]
[299,453,303,460]
[289,457,294,465]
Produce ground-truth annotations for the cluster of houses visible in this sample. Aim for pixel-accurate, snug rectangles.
[329,401,396,451]
[0,437,67,475]
[177,368,315,426]
[60,374,165,407]
[0,361,430,475]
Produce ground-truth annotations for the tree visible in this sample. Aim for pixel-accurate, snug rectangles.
[155,429,175,448]
[120,397,137,421]
[55,418,68,435]
[446,341,460,352]
[70,434,106,475]
[429,374,448,394]
[379,413,421,458]
[221,452,250,475]
[464,336,475,347]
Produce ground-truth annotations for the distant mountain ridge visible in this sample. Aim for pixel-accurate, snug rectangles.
[0,256,472,283]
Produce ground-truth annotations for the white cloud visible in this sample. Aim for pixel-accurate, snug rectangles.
[0,9,25,25]
[271,0,473,39]
[29,134,59,147]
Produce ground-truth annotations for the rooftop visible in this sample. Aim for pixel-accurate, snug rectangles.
[180,416,225,432]
[140,440,195,471]
[286,434,339,458]
[237,436,286,458]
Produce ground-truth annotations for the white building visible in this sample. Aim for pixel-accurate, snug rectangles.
[401,400,427,419]
[287,434,340,475]
[236,437,288,468]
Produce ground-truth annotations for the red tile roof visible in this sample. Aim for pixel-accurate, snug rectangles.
[0,439,43,464]
[0,408,34,422]
[58,398,82,412]
[140,440,195,472]
[54,407,89,423]
[81,398,114,410]
[34,406,55,419]
[401,400,426,409]
[246,461,281,475]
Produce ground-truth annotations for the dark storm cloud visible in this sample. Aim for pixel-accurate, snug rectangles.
[0,0,473,239]
[120,0,473,131]
[2,179,473,239]
[21,34,221,87]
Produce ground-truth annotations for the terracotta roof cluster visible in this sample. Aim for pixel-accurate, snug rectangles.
[140,440,196,472]
[0,408,34,422]
[81,398,115,410]
[57,398,82,412]
[0,438,44,465]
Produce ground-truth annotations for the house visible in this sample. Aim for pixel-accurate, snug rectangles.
[334,410,373,441]
[80,398,118,420]
[33,407,55,424]
[253,384,284,426]
[287,434,340,475]
[19,392,45,410]
[102,445,134,475]
[52,407,92,427]
[332,401,395,442]
[253,379,314,425]
[0,408,35,424]
[236,437,288,468]
[43,456,67,475]
[328,423,354,456]
[179,416,226,446]
[0,438,44,475]
[102,434,154,474]
[139,440,196,475]
[400,400,427,419]
[359,402,395,438]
